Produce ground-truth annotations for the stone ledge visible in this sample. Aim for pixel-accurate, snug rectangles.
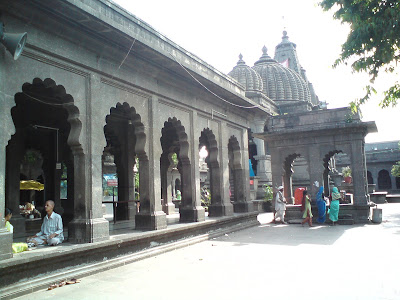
[284,204,371,224]
[0,212,258,298]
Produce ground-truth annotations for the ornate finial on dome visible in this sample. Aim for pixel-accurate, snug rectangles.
[254,45,276,65]
[237,53,245,65]
[262,46,268,55]
[282,30,290,42]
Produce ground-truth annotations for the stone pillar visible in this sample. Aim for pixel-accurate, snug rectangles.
[252,119,272,198]
[308,146,323,201]
[135,97,167,230]
[270,147,283,212]
[5,134,26,238]
[0,49,14,258]
[351,139,369,205]
[160,154,175,215]
[68,151,110,243]
[283,168,294,204]
[135,156,167,230]
[208,122,233,217]
[68,74,109,243]
[53,165,64,215]
[179,113,205,222]
[233,129,253,213]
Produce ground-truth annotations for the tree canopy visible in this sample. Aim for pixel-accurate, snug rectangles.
[319,0,400,111]
[392,142,400,177]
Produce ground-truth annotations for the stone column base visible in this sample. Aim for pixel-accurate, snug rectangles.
[233,201,254,213]
[9,215,26,239]
[162,203,176,215]
[179,206,205,222]
[208,203,234,217]
[0,229,13,260]
[68,217,110,244]
[135,211,167,230]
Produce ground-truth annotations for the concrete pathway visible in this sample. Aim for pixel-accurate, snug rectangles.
[15,204,400,300]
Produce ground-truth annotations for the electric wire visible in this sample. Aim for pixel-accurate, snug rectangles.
[167,51,261,109]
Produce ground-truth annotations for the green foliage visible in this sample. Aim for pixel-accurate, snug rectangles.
[392,162,400,177]
[392,141,400,177]
[319,0,400,109]
[264,185,273,202]
[134,157,140,191]
[342,166,352,177]
[171,153,178,165]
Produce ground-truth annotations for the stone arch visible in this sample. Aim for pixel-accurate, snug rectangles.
[282,152,303,203]
[322,150,343,196]
[103,102,146,221]
[378,169,392,191]
[199,128,221,214]
[160,117,192,217]
[6,77,81,236]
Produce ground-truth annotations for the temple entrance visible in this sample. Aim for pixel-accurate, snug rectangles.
[103,102,143,223]
[6,78,77,237]
[282,153,309,204]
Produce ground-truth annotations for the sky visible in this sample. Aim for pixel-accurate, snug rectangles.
[113,0,399,143]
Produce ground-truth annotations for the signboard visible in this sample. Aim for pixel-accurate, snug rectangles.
[107,179,118,187]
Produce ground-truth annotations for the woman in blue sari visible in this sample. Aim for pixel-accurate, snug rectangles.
[329,187,341,225]
[316,186,326,223]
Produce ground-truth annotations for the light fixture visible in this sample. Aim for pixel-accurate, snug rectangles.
[0,22,27,60]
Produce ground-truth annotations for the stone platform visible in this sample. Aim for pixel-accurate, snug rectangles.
[284,204,371,224]
[386,195,400,203]
[0,212,258,299]
[370,192,388,204]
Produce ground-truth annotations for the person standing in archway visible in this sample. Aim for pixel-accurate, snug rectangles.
[301,190,313,227]
[329,187,341,225]
[316,186,326,223]
[274,186,287,224]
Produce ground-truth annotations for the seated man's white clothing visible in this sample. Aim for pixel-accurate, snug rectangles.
[27,200,64,246]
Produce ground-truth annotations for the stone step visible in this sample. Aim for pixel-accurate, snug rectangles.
[338,218,354,225]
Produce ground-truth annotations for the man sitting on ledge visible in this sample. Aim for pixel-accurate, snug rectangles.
[27,200,64,246]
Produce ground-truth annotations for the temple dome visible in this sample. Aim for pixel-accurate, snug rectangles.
[252,46,311,102]
[228,54,263,92]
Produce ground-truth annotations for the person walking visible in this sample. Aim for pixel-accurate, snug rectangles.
[301,190,313,227]
[316,186,326,223]
[329,187,341,225]
[274,186,287,224]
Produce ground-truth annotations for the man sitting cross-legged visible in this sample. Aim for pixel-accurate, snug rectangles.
[27,200,64,246]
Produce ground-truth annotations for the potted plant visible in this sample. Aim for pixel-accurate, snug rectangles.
[263,185,273,212]
[342,166,352,184]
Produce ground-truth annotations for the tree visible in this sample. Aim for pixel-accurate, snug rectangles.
[392,142,400,177]
[319,0,400,111]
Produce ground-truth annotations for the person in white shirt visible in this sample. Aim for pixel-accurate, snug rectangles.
[27,200,64,246]
[274,186,287,224]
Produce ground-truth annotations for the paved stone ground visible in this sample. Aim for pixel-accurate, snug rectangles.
[15,204,400,300]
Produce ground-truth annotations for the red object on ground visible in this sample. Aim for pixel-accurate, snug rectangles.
[294,187,306,205]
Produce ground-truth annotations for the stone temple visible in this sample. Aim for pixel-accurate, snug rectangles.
[0,0,390,294]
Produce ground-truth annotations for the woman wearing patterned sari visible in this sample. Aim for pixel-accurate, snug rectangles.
[316,186,326,223]
[301,190,313,227]
[329,186,341,225]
